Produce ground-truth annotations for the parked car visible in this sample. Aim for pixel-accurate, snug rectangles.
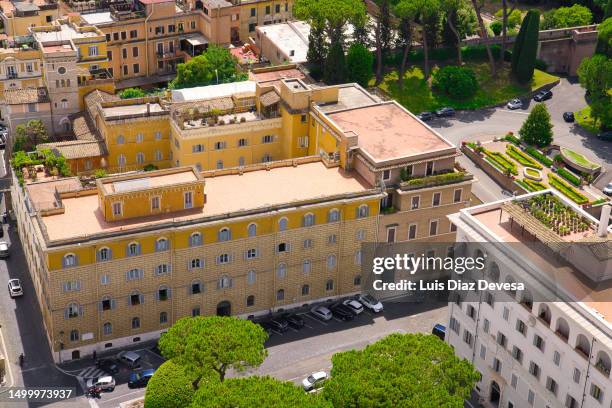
[0,133,6,149]
[603,182,612,196]
[506,98,523,110]
[282,313,305,329]
[96,358,119,375]
[329,303,354,321]
[358,294,383,313]
[435,107,455,117]
[7,278,23,298]
[562,111,575,122]
[117,350,141,368]
[128,369,155,388]
[597,131,612,142]
[533,89,552,102]
[311,305,333,321]
[417,111,433,121]
[342,299,364,315]
[302,371,328,391]
[432,324,446,340]
[86,376,116,392]
[0,241,8,258]
[269,318,289,333]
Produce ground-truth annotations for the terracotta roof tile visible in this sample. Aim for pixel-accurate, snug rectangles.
[37,140,107,159]
[1,87,49,105]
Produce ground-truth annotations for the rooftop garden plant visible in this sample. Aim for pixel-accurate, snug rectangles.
[483,150,518,175]
[560,148,600,171]
[522,194,591,236]
[555,167,581,187]
[547,174,589,205]
[524,147,553,167]
[506,145,542,169]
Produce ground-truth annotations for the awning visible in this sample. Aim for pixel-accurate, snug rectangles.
[185,34,209,47]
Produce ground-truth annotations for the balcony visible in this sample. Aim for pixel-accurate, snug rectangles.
[156,49,182,60]
[6,72,17,80]
[575,346,590,360]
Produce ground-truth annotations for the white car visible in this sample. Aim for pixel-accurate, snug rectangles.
[7,279,23,298]
[506,98,523,110]
[311,305,332,321]
[0,241,8,258]
[86,375,116,392]
[603,182,612,196]
[342,299,364,315]
[358,294,383,313]
[302,371,328,391]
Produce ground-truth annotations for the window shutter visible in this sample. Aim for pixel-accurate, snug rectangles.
[355,207,360,218]
[215,256,219,265]
[137,243,141,255]
[217,280,221,290]
[168,264,172,273]
[64,308,69,319]
[62,282,68,292]
[79,306,84,316]
[167,288,172,299]
[111,299,116,310]
[140,294,145,304]
[76,281,81,291]
[139,269,144,279]
[229,278,233,288]
[98,301,103,311]
[189,285,193,295]
[155,291,159,301]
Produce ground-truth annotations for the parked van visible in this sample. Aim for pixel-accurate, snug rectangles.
[117,351,141,368]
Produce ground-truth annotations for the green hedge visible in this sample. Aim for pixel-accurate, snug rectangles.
[548,174,588,204]
[506,145,542,169]
[525,147,553,167]
[484,150,518,175]
[556,168,581,186]
[504,133,521,146]
[404,171,466,186]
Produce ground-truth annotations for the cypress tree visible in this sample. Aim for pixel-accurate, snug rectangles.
[515,10,540,83]
[510,11,531,74]
[324,42,347,85]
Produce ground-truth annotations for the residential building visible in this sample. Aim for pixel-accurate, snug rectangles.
[0,35,44,94]
[255,20,308,65]
[447,192,612,408]
[234,0,293,42]
[0,0,59,37]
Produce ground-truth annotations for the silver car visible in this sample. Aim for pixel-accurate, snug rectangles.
[86,375,116,392]
[302,371,327,391]
[8,279,23,298]
[507,98,523,110]
[311,305,332,321]
[0,241,8,258]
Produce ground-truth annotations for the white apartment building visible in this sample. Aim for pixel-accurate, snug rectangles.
[447,190,612,408]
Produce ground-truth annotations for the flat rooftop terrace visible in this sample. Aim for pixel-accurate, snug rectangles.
[34,23,99,43]
[472,206,612,323]
[101,170,198,194]
[38,161,374,242]
[326,102,455,163]
[102,103,164,119]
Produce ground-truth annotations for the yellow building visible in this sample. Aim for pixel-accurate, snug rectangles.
[0,0,60,37]
[0,36,43,93]
[235,0,293,42]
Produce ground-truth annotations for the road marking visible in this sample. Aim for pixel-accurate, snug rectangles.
[303,314,327,326]
[79,366,107,379]
[496,108,530,115]
[332,317,343,323]
[88,397,99,408]
[20,365,47,372]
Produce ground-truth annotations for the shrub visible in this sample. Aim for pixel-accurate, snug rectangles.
[483,150,518,175]
[556,167,581,186]
[548,174,588,204]
[346,43,374,88]
[119,88,146,99]
[534,59,548,71]
[506,145,542,169]
[490,20,502,36]
[504,133,521,146]
[432,66,478,99]
[94,169,108,178]
[404,171,466,186]
[143,164,159,171]
[525,147,553,167]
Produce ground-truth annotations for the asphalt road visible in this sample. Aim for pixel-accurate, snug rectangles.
[429,77,612,192]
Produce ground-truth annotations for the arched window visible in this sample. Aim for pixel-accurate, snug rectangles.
[247,270,256,285]
[103,322,112,335]
[537,304,551,326]
[303,213,315,227]
[218,275,232,289]
[276,289,285,301]
[247,223,257,237]
[69,329,79,342]
[131,317,140,329]
[302,260,311,274]
[65,302,80,319]
[575,334,591,358]
[278,217,288,231]
[190,258,202,269]
[136,152,145,164]
[520,289,533,311]
[327,254,337,270]
[60,98,68,109]
[63,253,77,268]
[301,284,310,296]
[555,318,570,342]
[97,247,111,262]
[218,227,231,242]
[127,242,140,257]
[157,285,171,301]
[488,262,500,282]
[328,209,340,223]
[596,351,611,377]
[189,232,202,247]
[159,311,168,324]
[156,238,169,251]
[118,154,126,167]
[357,205,369,218]
[355,250,362,265]
[326,279,334,291]
[277,263,287,278]
[246,295,255,307]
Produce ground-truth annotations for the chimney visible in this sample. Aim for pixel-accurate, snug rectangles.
[597,204,611,238]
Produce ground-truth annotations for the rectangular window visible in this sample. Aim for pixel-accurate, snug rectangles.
[503,306,509,321]
[123,65,128,76]
[250,7,256,16]
[483,318,490,333]
[479,345,486,359]
[133,63,140,74]
[496,332,507,348]
[429,220,438,236]
[454,189,462,203]
[130,29,137,38]
[88,46,98,56]
[113,32,119,41]
[386,227,396,243]
[27,103,37,113]
[132,47,139,57]
[121,31,127,40]
[529,361,540,379]
[249,23,256,32]
[511,374,517,389]
[462,330,473,346]
[546,377,557,396]
[533,334,545,351]
[590,384,602,402]
[184,191,193,209]
[512,346,523,363]
[408,224,417,240]
[573,368,581,383]
[192,144,204,153]
[432,192,441,207]
[151,196,160,210]
[553,350,561,366]
[168,24,175,32]
[107,50,113,61]
[516,319,527,335]
[246,248,257,259]
[382,170,391,181]
[112,202,122,216]
[492,358,502,373]
[527,390,534,406]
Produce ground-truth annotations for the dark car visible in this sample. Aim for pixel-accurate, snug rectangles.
[282,313,305,329]
[563,112,575,122]
[417,111,433,121]
[435,107,455,117]
[533,90,552,102]
[597,131,612,142]
[269,318,289,333]
[128,369,156,388]
[432,324,446,340]
[96,358,119,375]
[329,303,354,321]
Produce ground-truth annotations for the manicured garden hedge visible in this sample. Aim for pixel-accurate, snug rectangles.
[525,147,553,167]
[548,174,588,204]
[517,178,547,192]
[556,167,581,187]
[504,133,521,146]
[506,145,542,169]
[484,150,518,175]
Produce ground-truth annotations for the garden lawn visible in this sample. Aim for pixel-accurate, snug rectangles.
[561,148,600,170]
[372,63,559,112]
[575,106,599,134]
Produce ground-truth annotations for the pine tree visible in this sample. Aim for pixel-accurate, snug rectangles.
[307,23,327,75]
[324,42,347,84]
[519,103,553,147]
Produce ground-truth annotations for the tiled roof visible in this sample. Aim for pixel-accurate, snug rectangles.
[259,91,280,107]
[84,89,118,122]
[37,140,107,160]
[1,87,49,105]
[71,114,98,141]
